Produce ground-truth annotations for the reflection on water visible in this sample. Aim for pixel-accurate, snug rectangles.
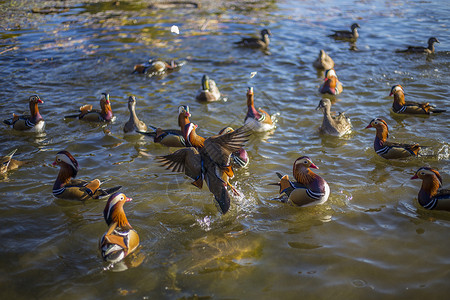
[0,0,449,299]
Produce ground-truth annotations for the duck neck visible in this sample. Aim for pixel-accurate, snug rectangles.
[262,34,270,45]
[128,104,140,125]
[294,167,316,186]
[110,207,132,230]
[247,92,261,119]
[393,91,405,106]
[30,101,42,123]
[428,41,435,52]
[373,125,388,149]
[184,123,205,148]
[322,105,335,126]
[53,165,76,189]
[418,175,441,205]
[102,103,113,121]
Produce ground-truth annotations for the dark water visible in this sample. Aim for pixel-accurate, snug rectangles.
[1,0,449,299]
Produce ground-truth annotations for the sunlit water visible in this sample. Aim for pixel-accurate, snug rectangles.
[1,0,449,299]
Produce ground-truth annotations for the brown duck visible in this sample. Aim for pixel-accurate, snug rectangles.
[3,95,45,132]
[396,37,440,54]
[411,167,450,211]
[65,93,114,122]
[158,108,252,213]
[390,85,445,114]
[52,150,121,200]
[365,118,423,159]
[1,149,27,174]
[100,192,140,263]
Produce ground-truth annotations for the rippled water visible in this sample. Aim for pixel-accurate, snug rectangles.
[1,0,449,298]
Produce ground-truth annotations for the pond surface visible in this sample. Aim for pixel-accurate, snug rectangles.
[1,0,449,299]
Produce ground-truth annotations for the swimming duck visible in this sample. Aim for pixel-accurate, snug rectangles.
[396,37,440,54]
[1,149,26,174]
[158,117,252,214]
[329,23,360,42]
[218,127,250,169]
[365,118,422,159]
[64,93,114,122]
[313,50,335,70]
[123,96,147,133]
[195,75,221,103]
[411,167,450,211]
[100,192,139,263]
[234,29,272,49]
[244,87,274,132]
[3,95,45,132]
[319,69,343,95]
[272,156,330,207]
[389,85,446,115]
[52,150,121,200]
[132,58,183,74]
[316,98,352,136]
[137,105,190,147]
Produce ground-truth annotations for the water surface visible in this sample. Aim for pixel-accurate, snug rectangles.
[1,0,449,299]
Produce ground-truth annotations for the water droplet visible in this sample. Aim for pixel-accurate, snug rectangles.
[170,25,179,35]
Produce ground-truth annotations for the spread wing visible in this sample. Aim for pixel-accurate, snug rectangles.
[204,123,253,167]
[157,147,202,181]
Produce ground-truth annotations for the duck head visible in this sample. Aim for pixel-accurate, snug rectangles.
[103,192,132,229]
[365,118,389,141]
[389,85,404,96]
[201,75,210,91]
[411,167,442,186]
[53,150,79,177]
[428,37,440,46]
[100,93,113,120]
[261,29,272,38]
[324,69,338,80]
[247,87,255,106]
[127,95,136,111]
[351,23,360,31]
[316,98,332,111]
[29,95,44,117]
[293,156,318,185]
[178,105,191,127]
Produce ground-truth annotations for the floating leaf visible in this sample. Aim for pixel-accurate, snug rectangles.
[250,71,257,78]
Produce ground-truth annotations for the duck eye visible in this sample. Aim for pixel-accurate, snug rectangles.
[120,196,124,200]
[57,158,61,162]
[420,172,425,175]
[303,160,308,164]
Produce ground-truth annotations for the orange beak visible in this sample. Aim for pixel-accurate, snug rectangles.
[309,162,319,169]
[410,174,418,180]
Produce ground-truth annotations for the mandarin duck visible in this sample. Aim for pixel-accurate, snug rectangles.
[218,127,249,169]
[132,58,183,74]
[272,156,330,207]
[365,118,423,159]
[52,150,121,200]
[244,87,274,132]
[1,149,26,174]
[319,69,343,95]
[123,96,147,133]
[411,167,450,211]
[396,37,440,54]
[389,85,446,115]
[158,110,252,214]
[65,93,114,122]
[137,105,190,147]
[313,50,335,70]
[316,98,352,136]
[3,95,45,132]
[100,192,139,263]
[234,29,272,49]
[195,75,221,103]
[329,23,360,42]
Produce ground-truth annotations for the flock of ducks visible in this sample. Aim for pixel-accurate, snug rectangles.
[1,24,448,265]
